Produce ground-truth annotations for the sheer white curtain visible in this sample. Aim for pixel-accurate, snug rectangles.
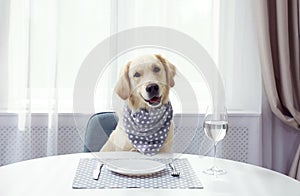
[8,0,59,157]
[0,0,112,164]
[95,0,261,114]
[218,0,261,113]
[0,0,261,164]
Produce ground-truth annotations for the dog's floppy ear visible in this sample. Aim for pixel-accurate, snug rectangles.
[155,54,176,87]
[114,61,131,100]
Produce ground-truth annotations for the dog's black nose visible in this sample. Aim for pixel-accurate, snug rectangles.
[146,83,159,95]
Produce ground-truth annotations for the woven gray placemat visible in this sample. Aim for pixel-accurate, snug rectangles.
[72,158,203,189]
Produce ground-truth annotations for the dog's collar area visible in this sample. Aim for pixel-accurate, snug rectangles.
[123,102,173,156]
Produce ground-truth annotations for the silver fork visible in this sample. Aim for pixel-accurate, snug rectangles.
[169,162,180,177]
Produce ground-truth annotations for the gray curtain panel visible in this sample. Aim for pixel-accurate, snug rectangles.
[289,144,300,180]
[256,0,300,130]
[254,0,300,180]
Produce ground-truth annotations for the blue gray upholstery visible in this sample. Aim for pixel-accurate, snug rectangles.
[83,112,118,152]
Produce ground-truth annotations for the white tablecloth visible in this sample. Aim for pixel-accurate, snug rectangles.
[0,152,299,196]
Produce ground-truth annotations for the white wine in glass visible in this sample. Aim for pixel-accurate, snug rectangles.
[203,106,228,175]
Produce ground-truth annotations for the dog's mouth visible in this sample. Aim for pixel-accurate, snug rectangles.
[141,94,162,107]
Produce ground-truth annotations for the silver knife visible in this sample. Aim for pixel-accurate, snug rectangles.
[92,162,104,180]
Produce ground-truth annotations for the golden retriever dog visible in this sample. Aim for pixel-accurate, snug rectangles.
[100,54,176,155]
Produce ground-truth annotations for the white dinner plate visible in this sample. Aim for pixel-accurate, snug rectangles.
[106,159,166,176]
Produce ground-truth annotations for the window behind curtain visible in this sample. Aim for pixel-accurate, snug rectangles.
[2,0,261,114]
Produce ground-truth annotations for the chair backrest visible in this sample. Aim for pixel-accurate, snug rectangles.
[83,112,118,152]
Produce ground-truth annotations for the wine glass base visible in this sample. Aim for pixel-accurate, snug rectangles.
[203,166,226,176]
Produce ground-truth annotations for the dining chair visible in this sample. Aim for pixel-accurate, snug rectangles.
[83,112,118,152]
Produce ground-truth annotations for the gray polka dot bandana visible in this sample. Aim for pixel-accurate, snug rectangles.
[123,102,173,156]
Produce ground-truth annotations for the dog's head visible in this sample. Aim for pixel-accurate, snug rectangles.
[115,54,176,110]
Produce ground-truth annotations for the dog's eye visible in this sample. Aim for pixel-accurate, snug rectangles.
[153,67,160,73]
[133,72,141,77]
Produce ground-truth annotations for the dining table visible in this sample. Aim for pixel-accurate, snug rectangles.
[0,152,299,196]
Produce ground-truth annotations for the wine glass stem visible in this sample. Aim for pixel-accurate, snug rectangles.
[213,143,217,168]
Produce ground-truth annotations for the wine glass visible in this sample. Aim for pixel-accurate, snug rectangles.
[203,105,228,175]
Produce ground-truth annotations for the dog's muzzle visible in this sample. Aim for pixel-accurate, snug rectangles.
[144,83,161,106]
